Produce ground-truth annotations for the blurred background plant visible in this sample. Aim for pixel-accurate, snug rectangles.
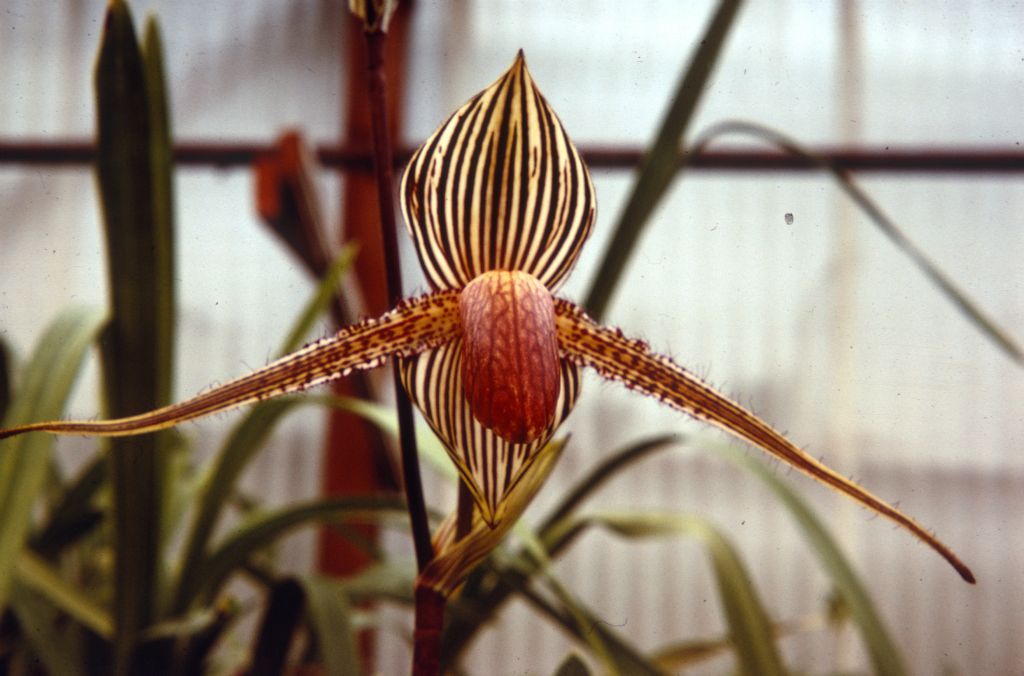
[0,1,1021,674]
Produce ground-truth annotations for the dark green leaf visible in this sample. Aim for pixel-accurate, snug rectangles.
[583,0,744,319]
[95,1,177,661]
[539,434,680,536]
[31,456,106,557]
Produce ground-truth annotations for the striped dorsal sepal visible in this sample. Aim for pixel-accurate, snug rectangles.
[0,290,462,441]
[400,51,596,292]
[552,298,976,584]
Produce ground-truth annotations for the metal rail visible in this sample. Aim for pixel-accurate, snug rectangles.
[2,139,1024,173]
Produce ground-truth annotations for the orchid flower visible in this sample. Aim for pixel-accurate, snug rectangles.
[0,52,973,584]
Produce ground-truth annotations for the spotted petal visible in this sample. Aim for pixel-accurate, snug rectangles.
[399,342,580,525]
[0,291,461,440]
[553,298,975,584]
[400,51,596,291]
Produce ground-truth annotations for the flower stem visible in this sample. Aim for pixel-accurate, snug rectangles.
[412,583,446,676]
[360,17,434,571]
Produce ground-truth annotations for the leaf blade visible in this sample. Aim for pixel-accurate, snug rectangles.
[0,306,106,610]
[583,0,744,319]
[715,443,907,676]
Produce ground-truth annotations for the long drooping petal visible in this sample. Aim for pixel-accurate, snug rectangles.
[553,299,975,584]
[400,51,596,292]
[399,342,580,525]
[0,291,461,440]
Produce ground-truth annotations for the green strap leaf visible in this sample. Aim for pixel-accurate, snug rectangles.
[0,306,106,610]
[298,575,361,676]
[539,434,680,535]
[0,339,10,422]
[714,442,907,676]
[186,496,406,607]
[583,0,744,319]
[278,244,359,355]
[172,397,312,614]
[15,549,114,640]
[95,1,177,662]
[8,579,85,676]
[690,119,1023,365]
[582,511,786,676]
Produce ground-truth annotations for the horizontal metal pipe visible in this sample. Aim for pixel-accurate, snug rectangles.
[1,139,1023,173]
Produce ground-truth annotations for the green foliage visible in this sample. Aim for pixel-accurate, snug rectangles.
[0,307,107,610]
[584,0,743,320]
[94,3,174,668]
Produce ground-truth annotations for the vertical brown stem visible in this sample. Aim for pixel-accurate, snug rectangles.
[413,583,446,676]
[361,16,434,575]
[360,12,441,673]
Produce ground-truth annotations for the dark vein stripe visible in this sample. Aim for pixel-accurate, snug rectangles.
[400,52,596,292]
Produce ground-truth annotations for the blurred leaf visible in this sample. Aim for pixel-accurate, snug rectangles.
[299,575,360,676]
[342,560,416,605]
[137,606,220,643]
[172,396,313,614]
[691,120,1023,365]
[0,306,106,610]
[582,511,785,676]
[514,528,617,673]
[188,496,406,606]
[540,434,681,535]
[279,244,359,355]
[95,1,176,660]
[505,577,662,676]
[442,435,681,662]
[553,652,592,676]
[583,0,744,320]
[173,247,363,614]
[15,549,114,639]
[326,395,455,480]
[8,579,84,676]
[31,455,106,557]
[715,442,907,676]
[650,636,730,671]
[141,15,176,407]
[0,338,10,422]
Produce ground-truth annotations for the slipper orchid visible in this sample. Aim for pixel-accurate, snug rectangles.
[0,52,973,584]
